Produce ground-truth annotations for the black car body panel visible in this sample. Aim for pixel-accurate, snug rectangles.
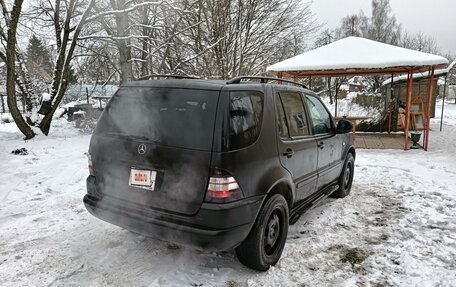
[84,78,355,252]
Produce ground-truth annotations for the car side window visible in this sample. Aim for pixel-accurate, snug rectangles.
[305,95,332,135]
[278,92,310,137]
[228,91,264,150]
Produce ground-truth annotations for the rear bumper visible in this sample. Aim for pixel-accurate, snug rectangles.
[84,177,264,251]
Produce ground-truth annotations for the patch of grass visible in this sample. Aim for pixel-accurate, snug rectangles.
[166,243,180,250]
[371,280,394,287]
[340,247,369,267]
[225,280,246,287]
[380,233,389,241]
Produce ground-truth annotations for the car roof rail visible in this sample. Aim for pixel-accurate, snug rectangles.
[226,76,308,89]
[136,74,201,80]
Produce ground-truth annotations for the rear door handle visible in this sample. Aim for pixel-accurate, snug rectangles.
[283,148,294,158]
[317,141,325,149]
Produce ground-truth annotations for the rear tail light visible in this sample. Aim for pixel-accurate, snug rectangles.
[87,153,94,175]
[205,169,244,203]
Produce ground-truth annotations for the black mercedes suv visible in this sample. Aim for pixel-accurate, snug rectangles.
[83,76,355,271]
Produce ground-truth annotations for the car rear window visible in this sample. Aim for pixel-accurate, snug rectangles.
[96,87,219,151]
[225,91,263,150]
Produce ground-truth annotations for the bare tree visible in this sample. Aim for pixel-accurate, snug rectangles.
[3,0,318,138]
[336,12,369,38]
[90,0,134,83]
[339,0,402,91]
[332,0,401,46]
[1,0,96,138]
[87,0,318,81]
[3,0,35,138]
[80,0,188,82]
[187,0,317,78]
[368,0,401,45]
[401,31,439,54]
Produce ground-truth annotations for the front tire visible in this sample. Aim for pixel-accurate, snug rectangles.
[332,153,355,198]
[235,194,289,271]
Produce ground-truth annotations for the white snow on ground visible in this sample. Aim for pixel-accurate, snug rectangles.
[321,92,382,120]
[1,104,456,286]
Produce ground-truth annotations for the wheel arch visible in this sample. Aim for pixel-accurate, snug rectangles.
[344,145,356,160]
[265,180,293,210]
[250,179,294,229]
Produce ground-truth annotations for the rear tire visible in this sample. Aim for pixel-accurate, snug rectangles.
[235,194,289,271]
[331,153,355,198]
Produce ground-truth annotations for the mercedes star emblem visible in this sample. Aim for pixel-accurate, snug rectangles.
[138,144,147,155]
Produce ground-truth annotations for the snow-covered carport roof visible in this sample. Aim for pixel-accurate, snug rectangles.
[267,36,450,152]
[266,37,449,77]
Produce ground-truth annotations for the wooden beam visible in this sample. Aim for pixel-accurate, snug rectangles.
[388,73,394,133]
[404,69,413,150]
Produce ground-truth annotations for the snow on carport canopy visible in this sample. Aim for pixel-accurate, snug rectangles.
[266,37,449,77]
[267,36,450,152]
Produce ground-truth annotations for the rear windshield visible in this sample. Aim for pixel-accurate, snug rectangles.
[96,87,219,151]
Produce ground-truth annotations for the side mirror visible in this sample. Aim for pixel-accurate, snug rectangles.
[336,119,353,134]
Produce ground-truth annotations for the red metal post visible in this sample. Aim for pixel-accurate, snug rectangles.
[404,69,413,150]
[424,67,435,151]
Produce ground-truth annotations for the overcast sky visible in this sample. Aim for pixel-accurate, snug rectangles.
[311,0,456,56]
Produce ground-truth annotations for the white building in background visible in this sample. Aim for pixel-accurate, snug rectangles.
[441,85,456,99]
